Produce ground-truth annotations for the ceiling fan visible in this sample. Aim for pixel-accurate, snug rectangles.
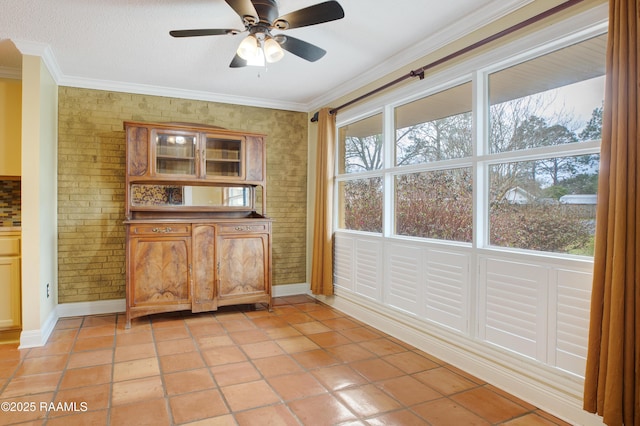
[170,0,345,68]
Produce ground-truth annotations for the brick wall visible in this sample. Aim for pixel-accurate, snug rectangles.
[57,87,308,303]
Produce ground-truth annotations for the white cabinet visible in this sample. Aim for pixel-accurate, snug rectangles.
[0,232,21,330]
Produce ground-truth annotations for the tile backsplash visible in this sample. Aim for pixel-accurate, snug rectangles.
[0,180,21,226]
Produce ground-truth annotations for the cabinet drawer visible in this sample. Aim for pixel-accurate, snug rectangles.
[129,224,191,236]
[0,237,20,256]
[217,223,269,234]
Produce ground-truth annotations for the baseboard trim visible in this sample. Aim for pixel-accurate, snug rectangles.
[273,282,310,297]
[19,308,58,349]
[57,299,126,318]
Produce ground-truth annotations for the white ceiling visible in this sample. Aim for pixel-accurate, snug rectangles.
[0,0,531,112]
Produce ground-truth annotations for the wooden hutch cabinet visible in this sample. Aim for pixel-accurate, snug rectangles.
[124,121,271,328]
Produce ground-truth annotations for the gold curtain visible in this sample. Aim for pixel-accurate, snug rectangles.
[310,108,336,295]
[583,1,639,425]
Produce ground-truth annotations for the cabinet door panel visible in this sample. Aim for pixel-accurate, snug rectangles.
[218,234,267,297]
[0,257,20,329]
[127,126,149,176]
[130,237,190,305]
[192,225,217,312]
[245,136,264,182]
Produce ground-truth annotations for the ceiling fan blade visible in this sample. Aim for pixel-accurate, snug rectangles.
[279,36,326,62]
[274,1,344,30]
[170,29,238,37]
[225,0,259,22]
[229,54,248,68]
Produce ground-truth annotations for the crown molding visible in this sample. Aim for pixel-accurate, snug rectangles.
[305,0,535,112]
[57,75,308,112]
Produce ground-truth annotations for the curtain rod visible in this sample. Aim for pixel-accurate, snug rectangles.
[311,0,586,123]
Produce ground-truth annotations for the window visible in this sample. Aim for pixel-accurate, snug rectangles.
[336,32,605,256]
[337,113,384,233]
[486,34,605,255]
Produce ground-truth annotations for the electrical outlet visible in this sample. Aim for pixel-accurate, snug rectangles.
[46,283,50,298]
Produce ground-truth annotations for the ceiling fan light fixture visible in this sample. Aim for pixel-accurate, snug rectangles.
[237,35,259,60]
[263,37,284,63]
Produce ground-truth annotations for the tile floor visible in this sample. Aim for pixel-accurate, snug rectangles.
[0,295,571,425]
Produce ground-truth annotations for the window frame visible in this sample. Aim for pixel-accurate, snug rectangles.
[335,18,607,259]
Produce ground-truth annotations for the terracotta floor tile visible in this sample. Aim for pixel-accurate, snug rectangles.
[220,380,280,411]
[291,349,340,370]
[115,330,154,346]
[0,359,20,378]
[349,358,405,382]
[337,384,403,417]
[51,383,110,415]
[67,348,113,369]
[311,364,368,391]
[288,393,357,425]
[210,361,261,386]
[252,316,290,329]
[159,351,205,373]
[292,321,333,335]
[113,357,160,381]
[55,317,83,329]
[412,397,491,426]
[278,312,315,324]
[307,331,353,348]
[339,327,382,342]
[307,308,344,321]
[201,346,248,366]
[276,336,320,353]
[82,315,117,328]
[77,324,115,339]
[188,322,226,337]
[156,337,197,356]
[382,350,440,374]
[27,340,74,357]
[234,404,300,426]
[376,375,442,406]
[502,412,563,425]
[48,328,79,342]
[451,386,529,423]
[367,409,430,425]
[2,371,62,397]
[320,317,361,331]
[267,371,328,401]
[110,398,171,426]
[169,389,229,424]
[72,335,114,352]
[413,366,479,395]
[252,354,304,377]
[358,338,407,356]
[221,318,257,332]
[15,354,68,375]
[59,364,112,389]
[326,343,376,363]
[0,392,53,423]
[111,375,164,406]
[164,368,217,395]
[264,325,302,339]
[44,409,109,426]
[197,334,236,349]
[114,342,157,362]
[152,324,191,341]
[241,340,285,359]
[228,328,270,345]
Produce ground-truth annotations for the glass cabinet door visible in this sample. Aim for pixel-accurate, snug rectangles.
[154,131,197,176]
[204,137,243,179]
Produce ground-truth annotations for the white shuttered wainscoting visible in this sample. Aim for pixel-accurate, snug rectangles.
[324,231,601,426]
